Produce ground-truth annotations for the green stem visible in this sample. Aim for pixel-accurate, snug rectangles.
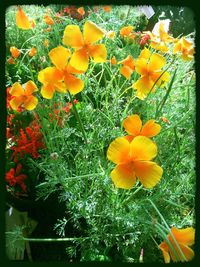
[122,185,143,205]
[68,92,87,143]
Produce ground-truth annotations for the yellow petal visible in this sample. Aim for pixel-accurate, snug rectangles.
[130,136,157,161]
[9,82,24,96]
[135,58,148,75]
[48,46,71,70]
[120,66,133,79]
[151,71,170,88]
[148,53,166,71]
[41,84,55,99]
[107,137,131,164]
[83,21,104,44]
[170,227,195,246]
[173,41,181,53]
[150,41,169,52]
[69,49,89,72]
[89,44,107,63]
[62,25,84,48]
[54,82,67,93]
[138,48,151,59]
[159,242,171,263]
[122,114,142,136]
[24,80,38,95]
[140,119,161,137]
[16,6,32,30]
[66,63,85,74]
[111,163,136,189]
[23,95,38,110]
[133,76,154,99]
[133,160,163,188]
[9,96,23,110]
[64,73,84,95]
[38,67,63,84]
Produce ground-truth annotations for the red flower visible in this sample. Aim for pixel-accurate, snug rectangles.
[6,163,27,191]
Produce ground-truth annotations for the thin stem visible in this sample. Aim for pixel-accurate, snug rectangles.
[122,185,143,205]
[68,92,87,143]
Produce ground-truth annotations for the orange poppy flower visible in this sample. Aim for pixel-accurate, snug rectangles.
[107,136,163,189]
[118,55,135,79]
[9,81,38,110]
[28,47,37,57]
[43,14,54,25]
[10,46,21,58]
[123,114,161,142]
[173,37,194,61]
[120,26,135,40]
[7,57,16,64]
[110,56,117,65]
[77,7,85,16]
[102,6,112,12]
[133,48,170,100]
[159,227,195,263]
[38,46,84,99]
[16,6,35,30]
[62,20,107,72]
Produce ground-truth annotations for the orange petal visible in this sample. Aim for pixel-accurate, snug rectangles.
[38,67,64,84]
[9,96,24,110]
[111,163,136,189]
[107,137,131,164]
[23,95,38,110]
[48,46,71,70]
[170,227,195,246]
[135,58,148,75]
[177,244,195,262]
[140,119,161,137]
[89,44,107,63]
[133,160,163,188]
[118,55,135,70]
[148,53,166,71]
[9,82,24,96]
[64,73,84,95]
[10,46,21,58]
[83,21,105,44]
[66,63,85,74]
[130,136,157,161]
[54,82,67,93]
[24,80,38,95]
[159,242,171,263]
[69,49,89,72]
[123,135,134,143]
[138,48,151,60]
[151,41,169,52]
[16,6,32,30]
[62,25,84,48]
[122,114,142,136]
[41,84,55,99]
[120,66,133,79]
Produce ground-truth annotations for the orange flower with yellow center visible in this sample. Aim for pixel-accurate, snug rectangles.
[62,20,107,72]
[9,81,38,110]
[10,46,21,58]
[107,136,163,189]
[43,14,54,25]
[28,47,37,57]
[122,114,161,142]
[102,6,112,12]
[120,26,135,40]
[173,37,194,61]
[38,46,84,99]
[118,55,135,79]
[16,6,35,30]
[133,48,170,100]
[159,227,195,263]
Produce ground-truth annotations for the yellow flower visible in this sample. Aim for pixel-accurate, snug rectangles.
[118,55,135,79]
[28,47,37,57]
[16,6,35,30]
[123,114,161,141]
[43,39,49,48]
[38,46,84,99]
[10,46,21,58]
[159,227,195,263]
[9,81,38,110]
[133,48,170,100]
[173,37,194,61]
[106,30,115,39]
[62,20,107,72]
[107,136,163,189]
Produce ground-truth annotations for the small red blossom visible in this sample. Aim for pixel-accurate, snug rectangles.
[140,33,151,47]
[6,163,27,192]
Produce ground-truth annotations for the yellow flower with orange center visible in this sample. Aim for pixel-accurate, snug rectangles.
[107,135,163,189]
[173,37,194,61]
[122,114,161,142]
[38,46,84,99]
[62,20,107,72]
[9,81,38,110]
[159,227,195,263]
[118,55,135,79]
[10,46,21,58]
[28,47,37,57]
[133,48,170,100]
[16,6,35,30]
